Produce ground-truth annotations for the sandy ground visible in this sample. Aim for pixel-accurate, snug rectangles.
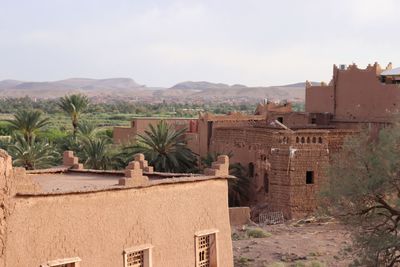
[232,220,354,267]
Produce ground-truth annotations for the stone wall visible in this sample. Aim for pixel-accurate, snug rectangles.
[229,207,251,226]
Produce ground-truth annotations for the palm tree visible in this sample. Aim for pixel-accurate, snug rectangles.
[81,137,111,170]
[201,152,250,206]
[8,134,58,170]
[58,94,89,137]
[127,120,197,173]
[7,110,50,143]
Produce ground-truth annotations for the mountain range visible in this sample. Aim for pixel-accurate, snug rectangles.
[0,78,314,102]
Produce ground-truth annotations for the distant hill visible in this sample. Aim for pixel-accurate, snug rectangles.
[0,78,312,102]
[171,81,247,90]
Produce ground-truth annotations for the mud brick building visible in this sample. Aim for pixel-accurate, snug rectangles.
[0,150,233,267]
[113,62,399,219]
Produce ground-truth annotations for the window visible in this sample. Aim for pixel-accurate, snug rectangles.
[264,173,269,193]
[277,117,283,123]
[318,137,323,144]
[311,118,316,124]
[248,163,255,178]
[195,230,218,267]
[306,171,314,184]
[124,245,153,267]
[40,257,81,267]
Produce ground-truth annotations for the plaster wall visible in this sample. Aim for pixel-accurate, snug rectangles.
[3,179,233,267]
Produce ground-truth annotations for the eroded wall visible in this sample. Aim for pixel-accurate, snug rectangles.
[4,179,233,267]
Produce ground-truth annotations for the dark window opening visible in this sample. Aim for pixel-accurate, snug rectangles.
[306,171,314,184]
[311,118,316,124]
[312,137,316,143]
[248,163,255,178]
[264,174,269,193]
[296,137,299,143]
[318,137,323,143]
[277,117,283,123]
[301,137,305,143]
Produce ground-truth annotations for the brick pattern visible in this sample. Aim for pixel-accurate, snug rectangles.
[211,127,351,218]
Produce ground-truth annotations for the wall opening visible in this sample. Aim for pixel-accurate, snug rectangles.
[123,245,153,267]
[306,171,314,184]
[264,173,269,193]
[195,231,218,267]
[248,163,255,178]
[40,257,81,267]
[277,117,283,123]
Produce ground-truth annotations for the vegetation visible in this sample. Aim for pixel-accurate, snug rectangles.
[8,135,58,170]
[126,120,198,173]
[321,123,400,266]
[6,110,50,143]
[246,227,271,238]
[201,152,250,206]
[58,94,89,137]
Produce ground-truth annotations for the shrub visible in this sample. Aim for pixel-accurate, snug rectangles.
[246,227,271,238]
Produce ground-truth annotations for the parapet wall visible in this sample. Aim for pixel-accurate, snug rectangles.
[306,63,400,122]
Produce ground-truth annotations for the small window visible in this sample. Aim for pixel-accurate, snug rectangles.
[124,245,153,267]
[277,117,283,123]
[318,137,323,143]
[306,137,310,143]
[195,230,218,267]
[301,137,305,143]
[306,171,314,184]
[264,174,269,193]
[311,118,316,124]
[248,163,255,178]
[296,137,299,143]
[312,137,316,143]
[40,257,81,267]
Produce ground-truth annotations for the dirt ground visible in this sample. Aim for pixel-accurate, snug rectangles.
[232,219,354,267]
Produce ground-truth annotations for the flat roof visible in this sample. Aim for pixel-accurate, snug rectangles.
[24,169,231,196]
[381,67,400,76]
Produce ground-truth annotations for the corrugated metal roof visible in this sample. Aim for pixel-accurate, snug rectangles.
[381,67,400,76]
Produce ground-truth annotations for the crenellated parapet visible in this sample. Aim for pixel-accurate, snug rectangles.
[204,155,229,177]
[63,151,83,170]
[119,153,151,186]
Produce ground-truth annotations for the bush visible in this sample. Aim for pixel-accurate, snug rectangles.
[246,227,271,238]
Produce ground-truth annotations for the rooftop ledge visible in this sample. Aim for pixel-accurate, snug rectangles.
[20,168,234,197]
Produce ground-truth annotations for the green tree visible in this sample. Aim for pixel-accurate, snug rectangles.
[58,94,89,137]
[8,135,58,170]
[321,125,400,266]
[7,110,50,143]
[81,137,111,170]
[127,120,197,173]
[201,152,250,206]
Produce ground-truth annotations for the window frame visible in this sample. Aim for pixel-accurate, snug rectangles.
[195,229,219,267]
[123,244,153,267]
[40,257,81,267]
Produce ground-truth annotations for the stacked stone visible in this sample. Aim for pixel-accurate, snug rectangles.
[119,154,151,186]
[62,151,83,170]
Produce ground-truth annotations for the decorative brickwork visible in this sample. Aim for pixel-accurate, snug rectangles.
[119,154,151,186]
[62,151,83,170]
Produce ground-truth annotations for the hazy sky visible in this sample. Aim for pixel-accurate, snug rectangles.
[1,0,399,87]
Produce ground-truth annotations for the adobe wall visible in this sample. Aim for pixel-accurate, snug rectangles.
[210,127,352,218]
[229,207,251,226]
[306,63,400,122]
[113,127,136,144]
[3,179,233,267]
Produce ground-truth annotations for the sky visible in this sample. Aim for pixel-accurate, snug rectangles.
[0,0,399,87]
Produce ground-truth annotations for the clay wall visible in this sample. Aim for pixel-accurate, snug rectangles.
[2,178,233,267]
[210,127,351,218]
[306,63,400,122]
[113,127,136,144]
[229,207,251,226]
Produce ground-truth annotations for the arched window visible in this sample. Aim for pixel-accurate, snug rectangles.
[296,137,299,143]
[301,137,305,143]
[248,163,255,178]
[318,137,323,143]
[307,137,310,143]
[312,137,316,143]
[264,173,269,193]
